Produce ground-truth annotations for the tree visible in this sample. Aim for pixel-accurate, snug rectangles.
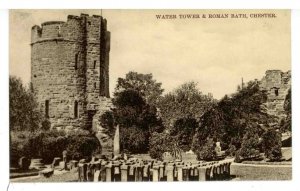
[196,138,217,161]
[170,117,198,152]
[193,80,276,153]
[158,81,216,128]
[262,129,282,161]
[9,76,43,131]
[114,71,164,106]
[238,130,260,160]
[112,89,163,153]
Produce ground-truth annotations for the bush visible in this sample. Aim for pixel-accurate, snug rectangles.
[226,144,237,157]
[262,129,282,161]
[120,126,149,154]
[149,132,172,160]
[10,129,101,165]
[196,138,217,161]
[66,130,101,160]
[238,131,260,160]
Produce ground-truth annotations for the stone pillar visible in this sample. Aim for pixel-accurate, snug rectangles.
[177,165,183,181]
[114,125,120,156]
[113,163,121,181]
[166,165,174,182]
[143,165,150,181]
[121,164,128,182]
[182,167,189,181]
[78,163,87,182]
[152,166,159,182]
[94,170,101,182]
[159,164,165,181]
[198,167,206,181]
[105,163,113,182]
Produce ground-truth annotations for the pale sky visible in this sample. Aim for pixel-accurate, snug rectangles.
[9,10,291,99]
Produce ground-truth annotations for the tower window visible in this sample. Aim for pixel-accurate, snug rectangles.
[57,26,61,37]
[94,82,97,89]
[74,101,79,118]
[275,89,279,96]
[93,60,96,69]
[75,53,79,70]
[45,100,49,118]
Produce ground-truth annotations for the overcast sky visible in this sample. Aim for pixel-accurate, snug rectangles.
[9,10,291,99]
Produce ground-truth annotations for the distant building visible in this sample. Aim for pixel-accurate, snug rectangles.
[259,70,291,119]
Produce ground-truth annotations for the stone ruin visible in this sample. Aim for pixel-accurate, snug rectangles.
[77,157,233,182]
[31,14,113,151]
[259,70,291,120]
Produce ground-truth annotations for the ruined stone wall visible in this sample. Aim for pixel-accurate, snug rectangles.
[260,70,291,119]
[31,14,111,130]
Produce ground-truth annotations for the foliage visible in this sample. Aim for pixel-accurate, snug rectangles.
[99,111,115,137]
[226,144,237,157]
[280,88,291,133]
[196,138,217,161]
[192,81,276,153]
[120,125,149,154]
[149,132,181,160]
[66,130,101,160]
[112,77,163,153]
[262,129,282,161]
[114,71,164,106]
[10,129,101,166]
[170,117,198,152]
[9,76,43,131]
[149,132,168,160]
[238,130,260,160]
[158,81,216,128]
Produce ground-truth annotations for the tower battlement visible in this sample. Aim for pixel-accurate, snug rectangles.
[31,14,111,130]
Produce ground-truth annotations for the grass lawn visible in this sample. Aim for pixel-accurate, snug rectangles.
[10,170,78,183]
[231,163,292,180]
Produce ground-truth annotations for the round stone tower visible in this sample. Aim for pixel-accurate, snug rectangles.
[31,14,111,130]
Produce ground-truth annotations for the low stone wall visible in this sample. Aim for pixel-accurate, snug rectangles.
[77,159,232,182]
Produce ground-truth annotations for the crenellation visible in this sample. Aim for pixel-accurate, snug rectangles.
[31,14,111,131]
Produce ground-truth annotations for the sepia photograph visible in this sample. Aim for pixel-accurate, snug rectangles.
[9,9,291,182]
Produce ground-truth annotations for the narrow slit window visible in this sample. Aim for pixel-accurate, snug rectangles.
[93,60,96,69]
[275,89,279,96]
[94,82,97,89]
[45,100,49,118]
[74,101,79,118]
[57,26,61,37]
[75,53,78,70]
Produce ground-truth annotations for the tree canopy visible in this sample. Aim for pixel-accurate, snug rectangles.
[9,76,42,131]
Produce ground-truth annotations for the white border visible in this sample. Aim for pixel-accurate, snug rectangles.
[1,7,300,191]
[0,8,10,191]
[0,0,300,9]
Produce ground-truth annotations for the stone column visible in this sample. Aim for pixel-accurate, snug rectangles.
[121,164,128,182]
[143,165,150,181]
[152,166,159,182]
[166,165,174,182]
[105,163,113,182]
[176,165,183,181]
[198,166,206,181]
[159,164,165,181]
[114,125,120,156]
[182,167,189,181]
[94,170,101,182]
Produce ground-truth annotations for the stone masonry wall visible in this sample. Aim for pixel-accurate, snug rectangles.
[31,14,111,131]
[259,70,291,120]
